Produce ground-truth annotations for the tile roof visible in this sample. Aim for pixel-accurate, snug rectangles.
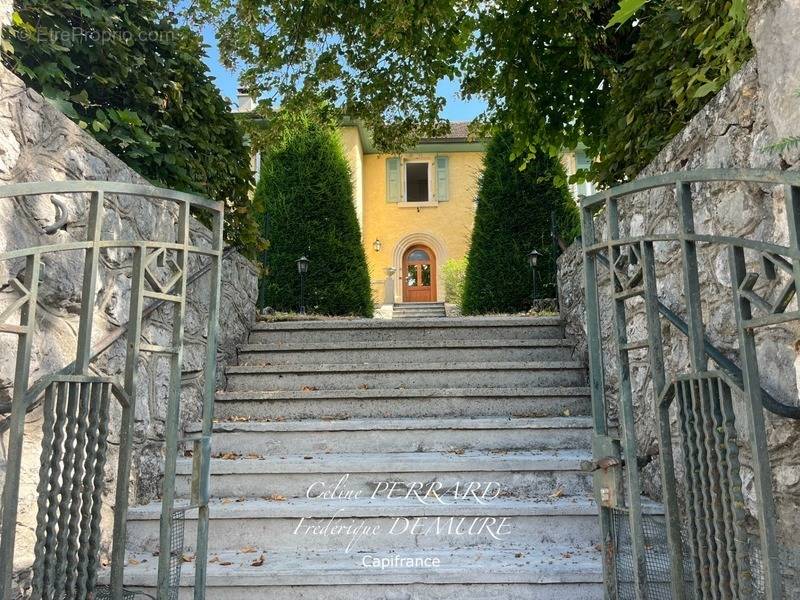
[420,121,475,142]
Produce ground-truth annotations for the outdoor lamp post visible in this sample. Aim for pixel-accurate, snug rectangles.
[373,238,382,252]
[296,255,309,314]
[527,249,542,305]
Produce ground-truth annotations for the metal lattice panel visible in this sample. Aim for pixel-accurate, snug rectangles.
[611,508,689,600]
[30,380,112,600]
[674,374,753,599]
[168,509,186,600]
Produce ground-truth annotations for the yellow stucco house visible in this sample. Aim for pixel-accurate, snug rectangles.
[338,121,594,308]
[339,120,485,307]
[236,93,592,309]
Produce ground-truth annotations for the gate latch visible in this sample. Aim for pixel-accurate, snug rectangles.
[580,456,622,472]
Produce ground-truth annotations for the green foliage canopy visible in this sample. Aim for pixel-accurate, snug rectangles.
[188,0,751,186]
[461,130,579,315]
[255,118,373,317]
[3,0,260,252]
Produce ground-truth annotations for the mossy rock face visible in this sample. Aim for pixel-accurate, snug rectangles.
[256,120,373,317]
[462,130,579,316]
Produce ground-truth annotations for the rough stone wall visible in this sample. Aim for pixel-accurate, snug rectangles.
[557,2,800,592]
[0,0,11,37]
[0,62,257,582]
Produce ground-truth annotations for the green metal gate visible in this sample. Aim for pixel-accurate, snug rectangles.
[580,169,800,599]
[0,181,224,600]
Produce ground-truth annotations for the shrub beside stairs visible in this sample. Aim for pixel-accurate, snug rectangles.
[121,316,612,599]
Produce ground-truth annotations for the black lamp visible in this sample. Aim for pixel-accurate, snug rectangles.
[527,249,542,304]
[296,256,309,314]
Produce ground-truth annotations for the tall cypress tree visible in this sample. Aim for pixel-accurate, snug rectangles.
[255,119,373,316]
[462,130,580,315]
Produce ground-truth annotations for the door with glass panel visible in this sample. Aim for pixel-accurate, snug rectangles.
[402,245,436,302]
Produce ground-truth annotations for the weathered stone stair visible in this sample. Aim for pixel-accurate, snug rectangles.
[122,316,608,599]
[391,302,447,319]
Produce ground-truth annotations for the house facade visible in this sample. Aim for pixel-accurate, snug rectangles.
[339,121,485,306]
[340,122,594,307]
[236,94,589,308]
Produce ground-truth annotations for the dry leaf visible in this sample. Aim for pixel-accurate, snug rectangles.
[181,553,194,563]
[209,555,220,563]
[240,545,257,554]
[250,554,265,567]
[563,409,572,417]
[301,386,318,392]
[266,494,286,502]
[219,560,233,566]
[549,487,565,499]
[246,453,262,459]
[128,558,140,566]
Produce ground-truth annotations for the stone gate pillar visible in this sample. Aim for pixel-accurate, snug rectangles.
[383,267,397,305]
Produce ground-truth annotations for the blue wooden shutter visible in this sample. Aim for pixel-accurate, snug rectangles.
[576,150,591,197]
[386,157,401,202]
[436,156,449,201]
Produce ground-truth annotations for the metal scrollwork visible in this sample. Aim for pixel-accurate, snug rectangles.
[0,181,225,600]
[580,169,799,600]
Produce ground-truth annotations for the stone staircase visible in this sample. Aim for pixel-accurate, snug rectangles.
[121,316,606,599]
[391,302,447,318]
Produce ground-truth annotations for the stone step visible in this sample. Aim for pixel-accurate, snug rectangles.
[238,339,578,365]
[173,450,594,499]
[394,302,446,308]
[108,546,605,600]
[393,305,446,312]
[225,361,586,392]
[393,309,447,319]
[187,417,592,455]
[214,386,591,420]
[249,316,564,344]
[125,497,606,554]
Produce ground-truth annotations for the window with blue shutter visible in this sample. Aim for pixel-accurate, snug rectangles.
[386,157,401,202]
[575,150,595,197]
[436,156,449,202]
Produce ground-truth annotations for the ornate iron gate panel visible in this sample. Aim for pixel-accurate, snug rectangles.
[580,169,800,600]
[0,181,224,600]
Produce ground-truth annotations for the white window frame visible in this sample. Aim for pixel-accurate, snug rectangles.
[402,160,434,203]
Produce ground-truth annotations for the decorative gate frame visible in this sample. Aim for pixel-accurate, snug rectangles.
[580,169,800,600]
[0,181,224,600]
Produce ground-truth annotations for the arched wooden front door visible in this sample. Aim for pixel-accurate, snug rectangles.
[402,245,436,302]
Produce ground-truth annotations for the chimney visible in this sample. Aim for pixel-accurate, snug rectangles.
[237,87,255,113]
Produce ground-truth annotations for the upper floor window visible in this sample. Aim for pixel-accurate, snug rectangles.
[573,149,596,198]
[405,162,430,202]
[386,156,449,204]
